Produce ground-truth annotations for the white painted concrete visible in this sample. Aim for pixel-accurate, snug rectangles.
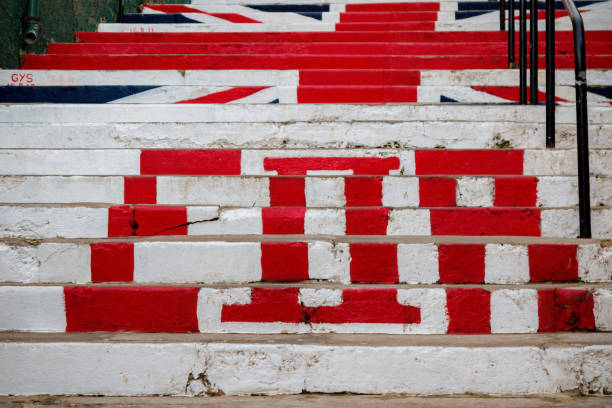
[484,244,530,284]
[0,286,66,331]
[491,289,539,334]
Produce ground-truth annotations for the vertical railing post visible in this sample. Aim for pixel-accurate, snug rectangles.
[519,0,527,103]
[546,0,555,147]
[529,0,538,103]
[509,0,516,67]
[500,0,507,31]
[118,0,124,23]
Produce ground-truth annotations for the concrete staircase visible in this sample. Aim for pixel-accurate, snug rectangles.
[1,0,612,398]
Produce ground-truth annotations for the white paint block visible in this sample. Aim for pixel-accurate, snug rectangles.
[197,288,251,333]
[0,150,139,175]
[537,177,578,207]
[397,288,448,334]
[397,244,439,284]
[305,177,345,207]
[0,286,66,331]
[389,150,416,176]
[134,242,262,284]
[457,177,494,207]
[594,289,612,331]
[305,209,345,235]
[157,176,270,206]
[307,241,350,284]
[37,243,90,284]
[387,209,431,235]
[0,206,107,239]
[541,209,578,238]
[299,289,343,307]
[382,177,419,207]
[578,244,612,282]
[485,244,530,283]
[0,176,123,204]
[188,208,262,235]
[593,209,612,239]
[0,244,38,283]
[491,289,538,333]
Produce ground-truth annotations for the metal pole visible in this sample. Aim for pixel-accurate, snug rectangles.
[530,0,538,104]
[509,0,516,66]
[545,0,555,147]
[500,0,506,31]
[22,0,40,45]
[118,0,124,23]
[519,0,527,103]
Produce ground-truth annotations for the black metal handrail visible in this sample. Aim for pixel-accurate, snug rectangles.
[504,0,591,238]
[118,0,124,23]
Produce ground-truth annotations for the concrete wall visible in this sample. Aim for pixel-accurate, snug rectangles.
[0,0,185,69]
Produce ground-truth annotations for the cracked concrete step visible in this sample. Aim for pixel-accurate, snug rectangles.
[0,285,611,334]
[1,240,610,285]
[1,333,612,395]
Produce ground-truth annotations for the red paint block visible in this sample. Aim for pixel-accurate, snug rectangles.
[430,209,541,236]
[299,70,420,86]
[64,286,199,332]
[261,242,309,282]
[308,289,420,324]
[221,288,304,323]
[124,176,157,204]
[176,86,268,103]
[335,22,435,31]
[134,205,188,236]
[264,157,400,175]
[494,177,538,207]
[140,150,241,175]
[269,177,306,207]
[350,243,398,283]
[339,12,439,22]
[345,3,440,11]
[90,242,134,283]
[346,208,389,235]
[419,177,456,207]
[345,177,383,207]
[108,206,136,237]
[529,244,579,282]
[415,150,524,175]
[538,289,595,332]
[446,288,491,334]
[297,85,417,103]
[438,244,485,284]
[262,207,306,234]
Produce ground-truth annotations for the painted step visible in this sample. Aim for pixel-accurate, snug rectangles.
[1,333,611,395]
[74,30,612,43]
[3,69,612,87]
[20,54,612,70]
[44,41,612,56]
[1,285,611,334]
[2,240,610,285]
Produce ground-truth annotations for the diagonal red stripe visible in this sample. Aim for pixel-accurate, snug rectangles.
[175,86,270,104]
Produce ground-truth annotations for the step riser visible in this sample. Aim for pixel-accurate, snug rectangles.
[2,341,611,396]
[2,242,609,285]
[1,286,611,334]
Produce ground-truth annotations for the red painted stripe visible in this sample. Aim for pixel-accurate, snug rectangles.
[472,86,569,103]
[494,177,538,207]
[350,243,398,283]
[415,150,524,175]
[335,22,435,31]
[222,287,304,323]
[346,208,389,235]
[264,157,400,175]
[308,289,420,324]
[528,244,579,282]
[446,288,491,334]
[297,86,417,103]
[108,205,188,237]
[90,242,134,283]
[74,31,612,44]
[299,70,420,85]
[339,12,439,22]
[430,209,541,236]
[175,86,269,104]
[65,286,199,332]
[124,176,156,205]
[538,289,595,332]
[418,177,457,207]
[140,150,241,175]
[262,207,306,234]
[345,3,440,12]
[108,206,135,237]
[269,177,306,207]
[345,177,383,207]
[438,244,485,284]
[261,242,309,282]
[145,4,261,23]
